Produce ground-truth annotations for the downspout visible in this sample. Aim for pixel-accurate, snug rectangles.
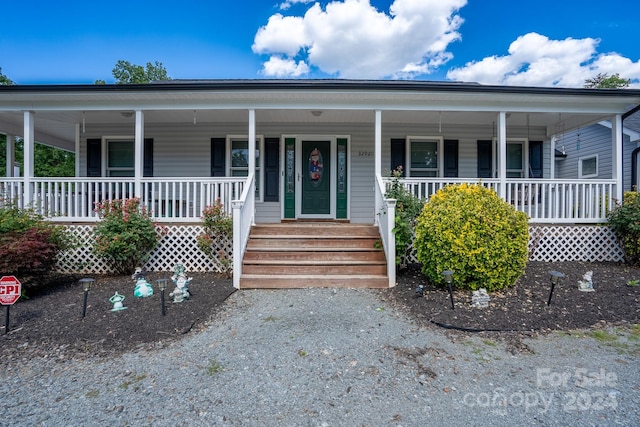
[623,104,640,190]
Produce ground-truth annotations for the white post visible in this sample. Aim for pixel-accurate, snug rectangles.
[497,112,507,199]
[375,109,382,177]
[74,124,80,177]
[5,133,14,177]
[612,114,623,201]
[248,109,256,174]
[134,110,144,198]
[232,200,243,289]
[23,111,35,205]
[549,136,556,179]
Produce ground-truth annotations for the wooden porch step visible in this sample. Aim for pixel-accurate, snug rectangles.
[239,223,389,289]
[240,275,390,289]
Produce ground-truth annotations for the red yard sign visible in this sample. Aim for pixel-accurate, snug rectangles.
[0,276,21,305]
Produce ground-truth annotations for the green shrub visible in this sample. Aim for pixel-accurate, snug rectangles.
[384,167,424,267]
[607,191,640,265]
[196,199,233,277]
[0,203,71,275]
[93,198,166,275]
[414,183,529,292]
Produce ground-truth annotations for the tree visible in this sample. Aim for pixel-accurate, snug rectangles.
[111,60,170,84]
[0,67,15,85]
[584,73,630,89]
[0,137,75,177]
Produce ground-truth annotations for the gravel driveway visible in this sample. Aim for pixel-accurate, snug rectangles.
[2,288,638,426]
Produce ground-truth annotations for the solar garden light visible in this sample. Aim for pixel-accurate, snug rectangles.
[156,278,169,316]
[441,270,455,310]
[548,270,565,305]
[79,278,95,318]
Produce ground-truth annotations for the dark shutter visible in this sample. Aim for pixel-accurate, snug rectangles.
[390,138,406,176]
[477,140,493,178]
[210,137,226,176]
[143,138,153,177]
[87,138,101,177]
[264,137,280,202]
[529,141,543,178]
[443,139,459,177]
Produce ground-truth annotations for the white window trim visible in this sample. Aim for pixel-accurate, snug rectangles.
[102,135,134,177]
[492,137,529,178]
[226,135,264,201]
[406,136,444,177]
[578,154,599,178]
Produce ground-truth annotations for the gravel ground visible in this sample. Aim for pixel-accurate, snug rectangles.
[2,288,639,426]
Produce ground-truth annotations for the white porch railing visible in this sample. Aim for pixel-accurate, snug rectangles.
[384,178,616,223]
[0,177,245,222]
[232,172,255,289]
[375,174,397,288]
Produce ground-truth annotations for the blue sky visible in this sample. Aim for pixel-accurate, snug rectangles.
[2,0,639,87]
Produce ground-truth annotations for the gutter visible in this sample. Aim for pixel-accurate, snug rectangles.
[624,104,640,190]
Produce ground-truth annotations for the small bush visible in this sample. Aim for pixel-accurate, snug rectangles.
[607,191,640,265]
[93,198,166,275]
[196,199,233,277]
[414,183,529,292]
[384,167,424,267]
[0,204,71,276]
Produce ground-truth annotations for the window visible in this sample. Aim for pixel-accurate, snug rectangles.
[228,136,263,200]
[579,154,598,178]
[506,142,524,178]
[408,137,442,177]
[107,139,134,177]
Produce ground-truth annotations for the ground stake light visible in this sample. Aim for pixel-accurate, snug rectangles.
[156,278,169,316]
[79,278,95,318]
[548,270,565,305]
[442,270,455,310]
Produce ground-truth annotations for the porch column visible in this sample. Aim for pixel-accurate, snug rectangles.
[375,109,382,177]
[248,109,256,174]
[5,133,14,177]
[74,123,80,177]
[612,113,623,201]
[134,110,144,198]
[549,135,556,179]
[23,111,35,205]
[497,111,507,199]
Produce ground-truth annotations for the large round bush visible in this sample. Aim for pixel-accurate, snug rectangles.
[415,183,529,291]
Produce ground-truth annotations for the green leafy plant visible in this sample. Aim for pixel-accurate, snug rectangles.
[93,198,166,275]
[196,199,233,277]
[0,202,71,276]
[414,183,529,292]
[384,166,425,267]
[607,191,640,265]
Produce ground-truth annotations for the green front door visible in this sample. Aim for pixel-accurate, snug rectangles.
[302,140,331,215]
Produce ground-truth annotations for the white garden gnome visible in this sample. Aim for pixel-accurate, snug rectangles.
[109,292,127,311]
[578,270,595,292]
[170,263,192,303]
[132,267,154,298]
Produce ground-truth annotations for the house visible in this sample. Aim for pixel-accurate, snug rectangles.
[1,80,640,288]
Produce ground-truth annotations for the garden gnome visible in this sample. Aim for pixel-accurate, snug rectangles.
[170,263,192,303]
[578,271,594,292]
[109,292,127,311]
[132,267,154,298]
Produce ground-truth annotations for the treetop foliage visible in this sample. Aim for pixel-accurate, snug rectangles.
[584,73,630,89]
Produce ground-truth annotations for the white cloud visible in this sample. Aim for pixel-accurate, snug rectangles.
[253,0,467,78]
[261,55,310,77]
[447,32,640,87]
[279,0,314,11]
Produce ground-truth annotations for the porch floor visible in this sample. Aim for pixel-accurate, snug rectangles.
[239,222,389,289]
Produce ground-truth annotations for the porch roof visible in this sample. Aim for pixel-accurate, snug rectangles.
[2,79,640,151]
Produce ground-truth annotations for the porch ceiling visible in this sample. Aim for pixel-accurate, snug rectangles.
[0,108,619,151]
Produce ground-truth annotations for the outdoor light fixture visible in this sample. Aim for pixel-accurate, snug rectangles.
[79,278,95,318]
[156,279,169,316]
[548,270,564,305]
[441,270,455,310]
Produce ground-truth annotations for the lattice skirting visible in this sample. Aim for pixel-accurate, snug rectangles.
[404,224,624,265]
[56,225,232,274]
[57,224,624,275]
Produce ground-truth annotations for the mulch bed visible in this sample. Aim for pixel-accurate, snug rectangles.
[383,261,640,334]
[1,261,639,363]
[0,272,235,364]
